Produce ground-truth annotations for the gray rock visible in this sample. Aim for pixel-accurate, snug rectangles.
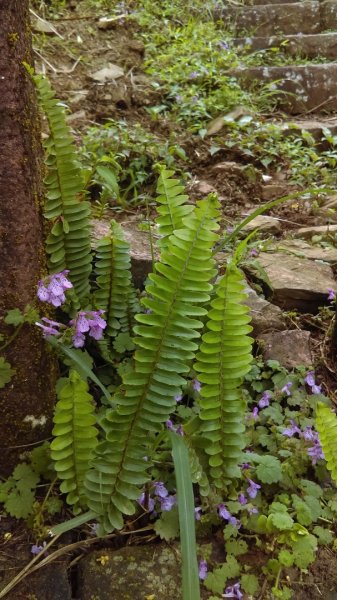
[270,239,337,264]
[258,330,312,369]
[233,32,337,60]
[3,561,71,600]
[249,252,337,312]
[242,215,282,234]
[293,224,337,239]
[77,545,182,600]
[245,285,287,335]
[90,63,124,82]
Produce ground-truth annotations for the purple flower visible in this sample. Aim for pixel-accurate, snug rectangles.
[70,310,106,347]
[282,419,301,438]
[249,248,259,258]
[154,482,168,498]
[223,582,243,599]
[248,506,259,515]
[328,288,336,301]
[193,379,201,393]
[305,371,322,395]
[238,493,247,505]
[302,426,317,442]
[218,504,240,527]
[37,270,73,307]
[166,419,175,431]
[174,393,183,403]
[195,506,202,520]
[176,424,184,436]
[199,559,208,581]
[160,495,176,511]
[281,382,293,396]
[217,40,230,50]
[241,462,251,471]
[189,71,199,79]
[35,317,63,337]
[31,541,47,555]
[258,391,272,409]
[251,406,259,418]
[307,440,324,465]
[175,94,182,103]
[247,479,261,499]
[138,492,155,513]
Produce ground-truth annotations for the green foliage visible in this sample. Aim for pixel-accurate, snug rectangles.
[154,506,180,540]
[240,573,260,595]
[31,72,92,303]
[84,196,220,532]
[155,168,193,249]
[205,555,241,594]
[50,370,98,509]
[0,357,15,389]
[194,261,253,485]
[316,402,337,484]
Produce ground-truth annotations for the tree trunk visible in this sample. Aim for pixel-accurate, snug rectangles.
[0,0,57,474]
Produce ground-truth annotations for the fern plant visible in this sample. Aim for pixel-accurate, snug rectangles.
[84,196,220,532]
[155,169,194,250]
[316,402,337,484]
[194,261,253,487]
[50,370,98,510]
[31,72,92,304]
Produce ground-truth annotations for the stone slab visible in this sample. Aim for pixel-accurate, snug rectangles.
[258,330,312,368]
[234,32,337,59]
[232,63,337,113]
[77,545,182,600]
[293,224,337,238]
[245,284,287,334]
[221,2,320,36]
[270,239,337,263]
[242,214,282,234]
[321,0,337,30]
[248,252,337,311]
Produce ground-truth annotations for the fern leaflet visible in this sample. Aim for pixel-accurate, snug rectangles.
[316,402,337,483]
[155,169,193,249]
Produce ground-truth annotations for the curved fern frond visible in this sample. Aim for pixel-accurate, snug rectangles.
[155,169,194,249]
[94,220,133,358]
[33,74,92,302]
[194,261,253,488]
[316,402,337,483]
[50,370,98,510]
[84,197,220,532]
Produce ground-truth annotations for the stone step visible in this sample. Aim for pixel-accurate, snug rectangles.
[232,63,337,113]
[221,1,337,36]
[234,32,337,60]
[245,0,303,4]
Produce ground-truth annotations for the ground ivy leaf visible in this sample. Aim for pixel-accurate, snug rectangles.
[291,494,313,526]
[255,455,282,484]
[4,308,25,325]
[300,479,323,499]
[278,549,294,567]
[154,506,179,541]
[225,539,248,556]
[241,573,259,595]
[313,525,333,545]
[268,512,294,531]
[0,357,15,389]
[292,534,317,569]
[205,555,241,594]
[5,488,35,519]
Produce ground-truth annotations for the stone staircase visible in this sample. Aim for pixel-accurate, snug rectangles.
[219,0,337,127]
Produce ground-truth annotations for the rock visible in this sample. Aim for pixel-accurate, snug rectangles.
[270,239,337,264]
[77,545,182,600]
[321,0,337,30]
[262,183,290,201]
[211,161,245,175]
[193,180,217,196]
[233,32,337,60]
[3,561,71,600]
[127,39,145,55]
[245,285,287,335]
[248,252,337,312]
[258,330,312,369]
[90,63,124,83]
[242,215,282,234]
[293,224,337,239]
[32,17,59,35]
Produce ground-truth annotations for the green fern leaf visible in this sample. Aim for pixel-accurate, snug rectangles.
[50,370,98,509]
[194,261,253,487]
[316,402,337,483]
[84,196,220,532]
[32,74,92,302]
[155,169,193,249]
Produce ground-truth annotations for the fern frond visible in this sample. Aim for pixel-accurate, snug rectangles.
[94,220,133,342]
[155,169,194,249]
[316,402,337,483]
[50,370,98,510]
[194,261,253,488]
[84,197,220,532]
[33,74,92,302]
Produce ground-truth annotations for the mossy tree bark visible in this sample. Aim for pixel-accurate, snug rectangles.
[0,0,58,474]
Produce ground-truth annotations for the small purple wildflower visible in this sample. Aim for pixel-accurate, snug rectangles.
[249,406,259,419]
[305,371,322,395]
[246,479,261,500]
[241,462,251,471]
[195,506,202,520]
[302,426,317,442]
[223,582,243,599]
[328,288,336,301]
[218,504,240,527]
[31,541,47,555]
[193,379,201,393]
[282,419,301,438]
[258,390,272,409]
[176,424,184,436]
[248,506,259,515]
[35,317,63,337]
[281,381,293,396]
[189,71,199,79]
[191,95,199,104]
[307,439,324,465]
[217,40,230,50]
[69,310,106,348]
[175,94,182,103]
[166,419,175,431]
[199,559,208,581]
[174,393,183,403]
[238,493,247,505]
[160,495,176,511]
[249,248,259,258]
[138,492,155,513]
[37,270,73,307]
[226,226,234,234]
[154,482,168,498]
